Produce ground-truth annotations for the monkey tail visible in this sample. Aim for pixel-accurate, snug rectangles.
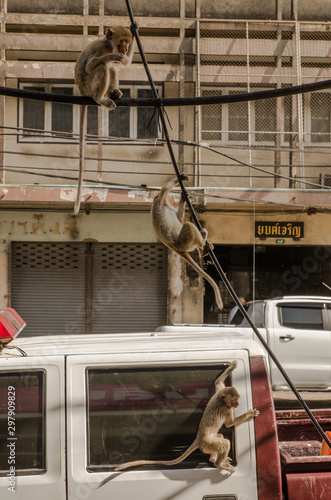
[180,252,223,310]
[114,440,199,471]
[74,104,88,215]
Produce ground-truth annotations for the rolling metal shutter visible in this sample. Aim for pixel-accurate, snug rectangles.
[91,243,168,333]
[11,242,87,336]
[11,242,168,336]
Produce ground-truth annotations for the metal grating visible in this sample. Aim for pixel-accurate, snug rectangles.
[92,243,168,333]
[11,242,168,336]
[11,242,87,336]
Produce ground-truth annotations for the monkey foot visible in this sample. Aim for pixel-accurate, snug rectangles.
[220,458,235,474]
[223,465,235,474]
[109,89,123,99]
[99,98,116,110]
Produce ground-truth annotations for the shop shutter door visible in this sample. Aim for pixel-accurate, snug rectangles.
[11,242,87,336]
[92,243,168,333]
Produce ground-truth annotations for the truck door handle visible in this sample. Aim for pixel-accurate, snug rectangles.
[279,334,295,342]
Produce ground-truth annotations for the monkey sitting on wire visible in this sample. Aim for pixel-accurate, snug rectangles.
[151,173,224,310]
[74,25,135,111]
[115,361,259,474]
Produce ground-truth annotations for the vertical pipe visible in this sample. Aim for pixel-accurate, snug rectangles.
[178,0,185,175]
[74,105,87,215]
[0,0,6,183]
[295,21,305,187]
[246,23,252,188]
[274,19,283,188]
[195,19,201,187]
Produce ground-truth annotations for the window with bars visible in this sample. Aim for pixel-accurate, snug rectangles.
[201,87,331,146]
[305,92,331,144]
[19,83,162,142]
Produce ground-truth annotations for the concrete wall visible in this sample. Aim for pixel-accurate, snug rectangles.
[2,207,330,320]
[7,0,331,22]
[0,210,204,323]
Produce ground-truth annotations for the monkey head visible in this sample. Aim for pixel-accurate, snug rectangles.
[222,387,240,408]
[106,27,133,55]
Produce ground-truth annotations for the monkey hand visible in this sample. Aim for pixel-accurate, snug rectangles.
[248,409,260,418]
[130,22,139,37]
[105,53,124,63]
[229,360,238,370]
[180,173,189,182]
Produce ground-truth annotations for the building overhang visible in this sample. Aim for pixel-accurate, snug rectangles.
[0,184,331,214]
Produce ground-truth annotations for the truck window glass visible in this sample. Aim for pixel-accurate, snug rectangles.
[279,305,324,330]
[240,301,264,328]
[86,365,235,471]
[0,370,45,475]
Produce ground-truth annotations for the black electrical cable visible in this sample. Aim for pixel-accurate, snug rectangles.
[1,78,331,107]
[124,0,331,450]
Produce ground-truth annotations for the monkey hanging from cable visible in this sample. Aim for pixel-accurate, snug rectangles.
[151,173,224,310]
[115,360,259,473]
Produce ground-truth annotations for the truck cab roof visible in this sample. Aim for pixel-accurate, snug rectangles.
[1,329,265,358]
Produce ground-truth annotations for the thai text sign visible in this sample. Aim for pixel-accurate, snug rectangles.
[255,221,304,239]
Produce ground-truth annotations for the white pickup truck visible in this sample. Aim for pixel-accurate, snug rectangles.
[1,323,331,499]
[238,296,331,391]
[159,296,331,391]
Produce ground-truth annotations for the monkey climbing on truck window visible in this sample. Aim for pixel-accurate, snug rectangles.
[115,361,259,473]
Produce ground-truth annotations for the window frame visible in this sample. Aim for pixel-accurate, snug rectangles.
[18,81,79,143]
[85,363,235,472]
[201,85,279,147]
[18,82,163,144]
[201,86,331,148]
[67,351,256,496]
[304,91,331,146]
[0,369,46,476]
[277,302,326,330]
[0,357,65,498]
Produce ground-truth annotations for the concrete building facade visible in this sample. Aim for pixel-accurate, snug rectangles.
[1,0,331,334]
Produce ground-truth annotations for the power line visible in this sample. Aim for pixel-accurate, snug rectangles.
[3,136,331,190]
[1,78,331,106]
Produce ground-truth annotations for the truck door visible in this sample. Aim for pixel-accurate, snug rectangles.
[67,350,258,500]
[269,302,331,388]
[0,356,65,500]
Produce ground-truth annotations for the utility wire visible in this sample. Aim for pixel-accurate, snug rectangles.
[125,0,331,450]
[2,138,331,190]
[2,124,331,157]
[5,165,331,212]
[1,77,331,106]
